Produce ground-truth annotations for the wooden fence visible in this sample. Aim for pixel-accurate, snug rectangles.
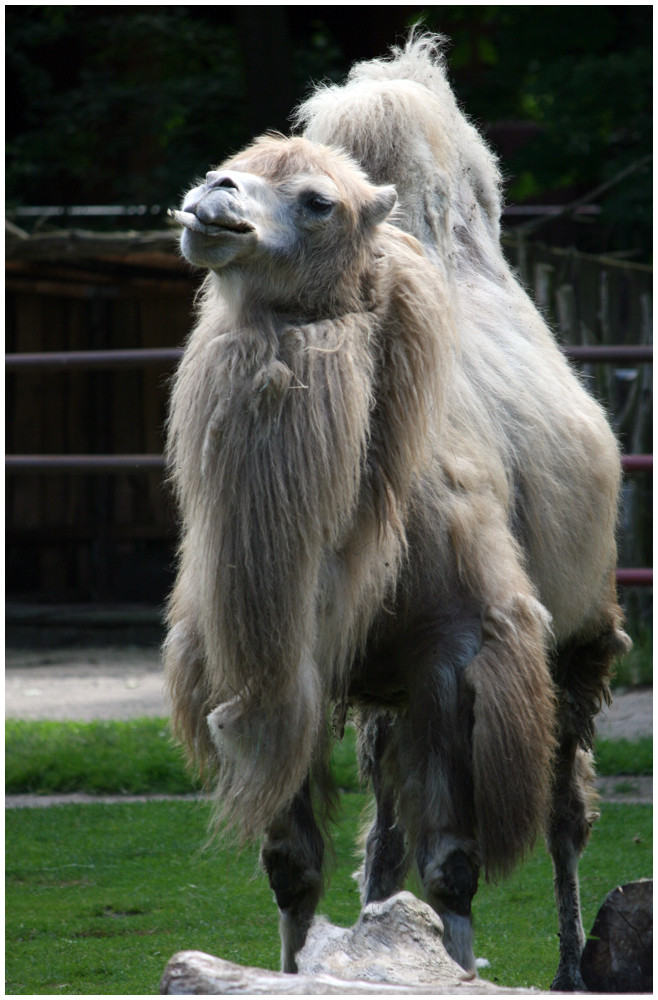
[5,235,193,602]
[504,238,653,615]
[5,231,653,609]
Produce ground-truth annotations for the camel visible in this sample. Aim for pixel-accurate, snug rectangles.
[165,34,630,991]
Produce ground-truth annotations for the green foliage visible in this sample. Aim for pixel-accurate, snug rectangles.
[7,7,651,255]
[5,8,346,214]
[6,8,245,209]
[5,797,651,994]
[420,6,652,256]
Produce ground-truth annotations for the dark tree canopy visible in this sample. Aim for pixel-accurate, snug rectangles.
[6,5,652,257]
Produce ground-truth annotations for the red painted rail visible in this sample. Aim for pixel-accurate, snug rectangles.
[3,342,653,371]
[6,452,653,476]
[616,569,653,587]
[621,454,652,472]
[563,345,653,364]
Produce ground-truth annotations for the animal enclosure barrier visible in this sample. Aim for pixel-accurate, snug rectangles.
[5,235,653,603]
[5,242,194,603]
[505,237,653,601]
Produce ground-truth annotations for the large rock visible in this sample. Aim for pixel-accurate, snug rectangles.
[581,879,653,993]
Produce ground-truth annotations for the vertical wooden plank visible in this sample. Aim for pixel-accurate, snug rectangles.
[9,293,44,532]
[139,289,189,529]
[533,261,555,322]
[109,296,144,529]
[555,284,578,346]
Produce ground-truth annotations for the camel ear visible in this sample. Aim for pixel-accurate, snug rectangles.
[363,184,397,227]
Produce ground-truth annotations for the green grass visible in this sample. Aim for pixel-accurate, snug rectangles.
[5,718,200,796]
[5,796,652,995]
[595,736,652,776]
[5,799,280,995]
[472,804,652,988]
[5,718,654,993]
[5,718,651,797]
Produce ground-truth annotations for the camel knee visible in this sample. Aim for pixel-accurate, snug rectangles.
[420,847,480,917]
[423,851,478,974]
[261,840,323,913]
[548,740,599,855]
[260,783,325,973]
[417,839,480,974]
[362,816,407,904]
[261,832,323,973]
[261,803,324,911]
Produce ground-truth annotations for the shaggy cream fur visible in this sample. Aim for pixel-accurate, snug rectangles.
[165,35,630,988]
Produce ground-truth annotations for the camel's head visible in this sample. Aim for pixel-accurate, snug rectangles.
[170,135,397,312]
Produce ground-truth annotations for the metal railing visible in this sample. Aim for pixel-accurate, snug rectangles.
[5,343,653,586]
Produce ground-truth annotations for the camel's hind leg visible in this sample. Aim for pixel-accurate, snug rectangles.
[410,672,480,977]
[358,705,479,974]
[358,713,409,904]
[260,778,324,974]
[547,619,631,992]
[546,734,594,991]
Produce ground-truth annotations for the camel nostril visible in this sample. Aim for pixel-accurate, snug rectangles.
[206,172,240,191]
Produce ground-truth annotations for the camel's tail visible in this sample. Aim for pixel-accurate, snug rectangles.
[465,595,557,880]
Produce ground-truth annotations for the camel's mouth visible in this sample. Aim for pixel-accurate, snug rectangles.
[168,208,254,237]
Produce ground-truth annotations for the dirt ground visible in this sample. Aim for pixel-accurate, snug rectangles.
[5,643,653,805]
[6,644,167,722]
[5,642,653,737]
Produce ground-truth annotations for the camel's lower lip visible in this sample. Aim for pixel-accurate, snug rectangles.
[168,209,253,237]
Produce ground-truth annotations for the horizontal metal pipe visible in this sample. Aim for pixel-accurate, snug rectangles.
[621,454,653,472]
[5,455,166,473]
[563,345,653,363]
[615,568,653,587]
[4,344,652,371]
[6,452,652,474]
[5,348,182,371]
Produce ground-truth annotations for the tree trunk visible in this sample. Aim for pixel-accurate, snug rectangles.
[580,879,653,993]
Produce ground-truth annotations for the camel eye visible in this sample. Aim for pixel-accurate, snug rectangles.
[303,193,334,216]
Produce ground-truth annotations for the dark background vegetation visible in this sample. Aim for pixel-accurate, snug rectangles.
[5,7,652,620]
[6,5,652,259]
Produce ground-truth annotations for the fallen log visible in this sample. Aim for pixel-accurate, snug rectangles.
[160,892,542,994]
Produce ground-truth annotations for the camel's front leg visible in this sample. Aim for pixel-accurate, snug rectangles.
[260,777,324,973]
